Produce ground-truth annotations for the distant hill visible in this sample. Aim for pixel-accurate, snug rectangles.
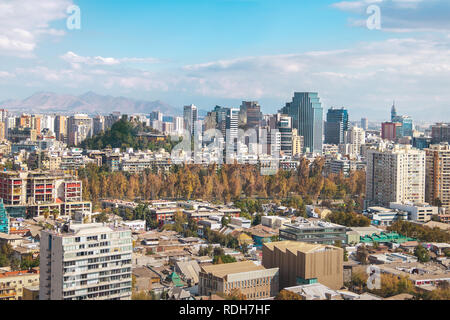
[0,91,178,115]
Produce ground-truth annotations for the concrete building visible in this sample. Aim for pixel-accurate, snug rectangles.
[389,202,438,223]
[198,261,279,299]
[366,206,409,226]
[279,218,347,245]
[366,145,426,207]
[0,269,40,300]
[425,143,450,210]
[183,105,198,136]
[262,241,343,290]
[68,114,93,146]
[39,223,133,300]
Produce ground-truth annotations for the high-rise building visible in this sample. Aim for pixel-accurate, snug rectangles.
[431,123,450,144]
[183,105,198,136]
[39,223,133,300]
[54,115,67,143]
[344,126,366,156]
[173,116,184,135]
[292,129,303,157]
[324,107,348,145]
[262,241,343,290]
[239,101,262,128]
[381,122,399,141]
[68,114,93,146]
[0,199,9,234]
[361,117,368,130]
[391,101,397,122]
[150,111,163,122]
[93,115,105,136]
[278,115,292,157]
[425,143,450,209]
[366,145,426,207]
[280,92,323,154]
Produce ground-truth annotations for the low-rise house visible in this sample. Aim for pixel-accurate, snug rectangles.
[0,268,40,300]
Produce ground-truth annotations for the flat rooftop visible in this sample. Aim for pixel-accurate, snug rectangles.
[201,261,263,278]
[264,240,338,254]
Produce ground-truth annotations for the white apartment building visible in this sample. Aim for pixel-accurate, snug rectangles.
[366,144,426,208]
[39,223,133,300]
[344,126,366,157]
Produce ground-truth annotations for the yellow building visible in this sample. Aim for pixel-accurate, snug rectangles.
[199,261,279,299]
[0,269,40,300]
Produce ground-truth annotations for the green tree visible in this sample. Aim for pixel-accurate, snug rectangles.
[414,245,430,263]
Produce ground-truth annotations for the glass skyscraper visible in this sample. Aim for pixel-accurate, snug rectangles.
[281,92,323,154]
[324,107,348,145]
[0,200,9,234]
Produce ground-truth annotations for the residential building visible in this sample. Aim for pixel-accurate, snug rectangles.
[39,223,133,300]
[366,144,426,207]
[0,269,40,300]
[198,261,279,299]
[425,143,450,209]
[431,123,450,144]
[262,241,343,290]
[68,114,93,146]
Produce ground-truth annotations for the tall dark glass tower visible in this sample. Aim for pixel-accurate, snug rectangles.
[280,92,323,154]
[324,107,348,145]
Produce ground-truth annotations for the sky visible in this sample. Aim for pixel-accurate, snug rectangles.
[0,0,449,121]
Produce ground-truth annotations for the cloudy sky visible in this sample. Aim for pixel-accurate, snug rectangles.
[0,0,449,121]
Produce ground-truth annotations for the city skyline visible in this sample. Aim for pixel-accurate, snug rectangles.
[0,0,449,121]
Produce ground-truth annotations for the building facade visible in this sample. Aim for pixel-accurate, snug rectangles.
[39,223,133,300]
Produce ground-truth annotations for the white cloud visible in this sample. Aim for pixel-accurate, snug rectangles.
[61,51,162,68]
[0,0,72,56]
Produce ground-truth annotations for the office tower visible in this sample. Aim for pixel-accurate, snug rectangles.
[0,200,9,234]
[268,129,281,156]
[366,145,426,207]
[280,92,323,154]
[431,123,450,144]
[361,117,368,130]
[54,115,67,143]
[225,108,239,155]
[39,223,133,300]
[183,105,198,136]
[391,101,397,122]
[277,115,293,157]
[198,261,279,299]
[204,112,217,132]
[381,122,399,141]
[324,107,348,145]
[262,241,344,290]
[239,101,262,128]
[68,114,93,146]
[425,143,450,209]
[344,126,366,156]
[93,115,105,135]
[292,129,304,156]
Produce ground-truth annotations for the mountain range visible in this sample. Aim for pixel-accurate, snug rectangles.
[0,91,179,116]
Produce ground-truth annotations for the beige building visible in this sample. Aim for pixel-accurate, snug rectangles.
[199,261,279,300]
[366,144,426,207]
[292,129,303,156]
[425,143,450,210]
[262,241,343,290]
[0,269,40,300]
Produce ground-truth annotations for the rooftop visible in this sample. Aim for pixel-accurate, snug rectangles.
[263,240,339,254]
[200,260,264,279]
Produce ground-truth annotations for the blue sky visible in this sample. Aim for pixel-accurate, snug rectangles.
[0,0,449,121]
